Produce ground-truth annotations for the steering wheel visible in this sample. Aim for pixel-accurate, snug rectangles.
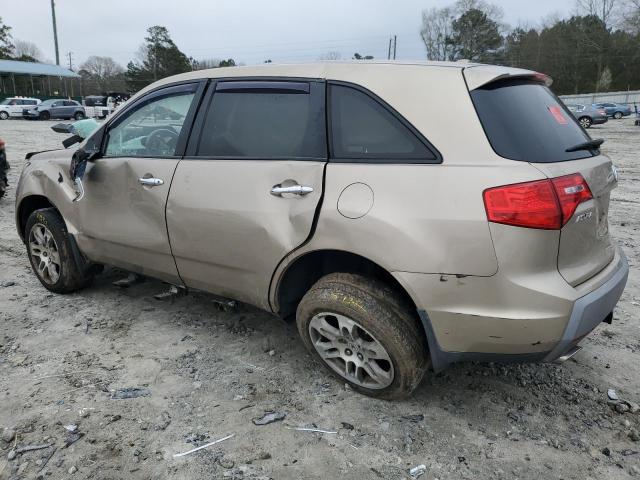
[145,128,179,156]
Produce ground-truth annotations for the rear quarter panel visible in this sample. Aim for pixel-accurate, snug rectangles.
[272,65,549,306]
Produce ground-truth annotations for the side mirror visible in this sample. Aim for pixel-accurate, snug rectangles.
[69,126,105,202]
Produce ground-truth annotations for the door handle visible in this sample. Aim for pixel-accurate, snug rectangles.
[139,177,164,187]
[270,184,314,196]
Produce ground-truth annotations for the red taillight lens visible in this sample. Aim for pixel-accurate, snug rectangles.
[483,174,592,230]
[551,173,593,224]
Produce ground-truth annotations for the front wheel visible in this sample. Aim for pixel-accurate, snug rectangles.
[39,111,50,120]
[0,111,8,120]
[296,273,428,399]
[25,208,96,293]
[579,116,592,128]
[74,111,85,120]
[613,111,623,119]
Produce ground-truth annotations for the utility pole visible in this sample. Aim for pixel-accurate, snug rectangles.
[388,35,397,60]
[67,52,73,71]
[50,0,60,65]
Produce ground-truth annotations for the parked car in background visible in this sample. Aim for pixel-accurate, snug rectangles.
[593,102,632,119]
[0,97,40,120]
[565,103,608,128]
[23,99,85,121]
[16,63,628,399]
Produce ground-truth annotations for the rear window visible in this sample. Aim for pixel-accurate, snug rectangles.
[470,80,594,162]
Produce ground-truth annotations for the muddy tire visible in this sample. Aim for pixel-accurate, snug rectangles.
[25,208,95,293]
[296,273,428,400]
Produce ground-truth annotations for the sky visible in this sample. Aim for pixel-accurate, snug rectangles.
[0,0,573,69]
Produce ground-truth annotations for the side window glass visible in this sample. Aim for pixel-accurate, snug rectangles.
[197,84,325,159]
[329,84,435,160]
[105,88,196,158]
[64,101,76,106]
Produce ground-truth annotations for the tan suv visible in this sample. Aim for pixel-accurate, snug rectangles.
[15,62,629,399]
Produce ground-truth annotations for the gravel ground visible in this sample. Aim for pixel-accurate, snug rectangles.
[0,118,638,480]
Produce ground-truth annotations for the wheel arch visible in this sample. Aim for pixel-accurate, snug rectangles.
[274,249,420,321]
[16,195,58,242]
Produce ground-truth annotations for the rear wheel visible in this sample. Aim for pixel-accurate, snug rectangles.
[74,111,85,120]
[578,116,592,128]
[39,111,50,121]
[0,111,8,120]
[613,111,623,120]
[296,273,428,399]
[25,208,96,293]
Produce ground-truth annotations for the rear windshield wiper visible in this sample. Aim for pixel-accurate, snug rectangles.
[565,138,604,153]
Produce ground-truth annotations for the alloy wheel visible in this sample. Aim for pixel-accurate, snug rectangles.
[309,312,394,389]
[28,223,61,285]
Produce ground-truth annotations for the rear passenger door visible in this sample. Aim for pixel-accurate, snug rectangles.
[167,80,327,309]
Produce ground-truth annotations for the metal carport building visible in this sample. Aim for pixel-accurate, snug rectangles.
[0,59,80,99]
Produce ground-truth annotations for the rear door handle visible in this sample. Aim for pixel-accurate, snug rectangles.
[139,177,164,187]
[270,185,314,196]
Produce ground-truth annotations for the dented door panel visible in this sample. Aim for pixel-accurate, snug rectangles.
[74,157,182,283]
[166,160,324,309]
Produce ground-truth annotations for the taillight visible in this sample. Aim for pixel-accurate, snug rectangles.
[551,173,593,224]
[483,174,592,230]
[598,109,606,115]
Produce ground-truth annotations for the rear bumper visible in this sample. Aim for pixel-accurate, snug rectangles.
[399,247,628,372]
[543,250,628,361]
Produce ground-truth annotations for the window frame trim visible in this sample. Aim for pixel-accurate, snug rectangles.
[184,77,328,161]
[327,80,442,165]
[100,80,207,160]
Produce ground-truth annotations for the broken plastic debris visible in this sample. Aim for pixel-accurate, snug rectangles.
[608,389,619,401]
[64,424,78,433]
[252,411,286,426]
[111,387,151,399]
[409,464,427,478]
[173,433,234,458]
[285,426,337,434]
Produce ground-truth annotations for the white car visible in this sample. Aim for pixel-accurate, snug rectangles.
[0,97,41,120]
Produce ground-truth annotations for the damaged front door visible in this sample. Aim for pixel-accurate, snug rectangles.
[73,82,202,283]
[167,80,327,309]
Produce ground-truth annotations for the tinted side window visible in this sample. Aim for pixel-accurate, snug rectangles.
[329,84,436,161]
[197,83,325,159]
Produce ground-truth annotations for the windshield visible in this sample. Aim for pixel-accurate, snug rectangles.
[470,79,594,163]
[0,99,11,105]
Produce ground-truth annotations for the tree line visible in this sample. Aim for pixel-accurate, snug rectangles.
[421,0,640,94]
[3,1,640,97]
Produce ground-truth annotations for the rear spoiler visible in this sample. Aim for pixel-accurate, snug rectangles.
[463,65,552,90]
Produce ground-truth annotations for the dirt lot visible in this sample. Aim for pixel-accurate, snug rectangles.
[0,118,638,480]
